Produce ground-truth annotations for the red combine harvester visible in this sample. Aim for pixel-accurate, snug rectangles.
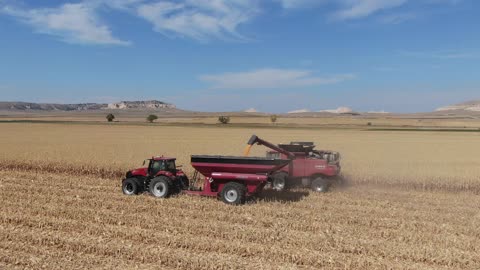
[122,154,290,205]
[245,135,341,192]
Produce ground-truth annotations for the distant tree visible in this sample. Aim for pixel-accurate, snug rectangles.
[367,122,372,126]
[218,116,230,124]
[270,114,278,124]
[146,114,158,123]
[106,113,115,122]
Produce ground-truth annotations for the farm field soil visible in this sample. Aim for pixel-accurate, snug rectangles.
[1,170,479,270]
[1,122,480,269]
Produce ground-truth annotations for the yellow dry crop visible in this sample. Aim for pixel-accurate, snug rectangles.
[1,122,480,269]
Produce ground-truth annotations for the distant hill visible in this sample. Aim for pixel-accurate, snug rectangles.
[319,107,353,114]
[0,100,176,111]
[243,108,258,113]
[107,100,175,110]
[436,100,480,112]
[288,109,311,114]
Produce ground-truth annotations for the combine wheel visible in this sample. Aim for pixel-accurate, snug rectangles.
[149,176,171,198]
[122,178,143,195]
[311,177,330,193]
[221,182,246,205]
[272,172,288,191]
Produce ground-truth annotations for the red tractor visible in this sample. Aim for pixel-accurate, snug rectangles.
[122,156,190,198]
[245,135,341,192]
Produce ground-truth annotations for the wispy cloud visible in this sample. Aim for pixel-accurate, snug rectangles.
[0,0,465,45]
[0,0,259,44]
[279,0,460,22]
[136,0,259,41]
[1,3,130,45]
[199,68,355,90]
[332,0,408,21]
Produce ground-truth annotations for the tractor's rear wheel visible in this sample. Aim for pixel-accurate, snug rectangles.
[122,178,142,195]
[272,172,288,191]
[221,182,246,205]
[149,177,171,198]
[311,177,330,193]
[179,175,189,190]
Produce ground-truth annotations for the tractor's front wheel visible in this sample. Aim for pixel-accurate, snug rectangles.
[149,177,171,198]
[311,177,330,193]
[221,182,246,205]
[122,178,142,195]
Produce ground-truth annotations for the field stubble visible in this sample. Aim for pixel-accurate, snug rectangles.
[1,123,480,269]
[1,170,480,269]
[1,123,479,193]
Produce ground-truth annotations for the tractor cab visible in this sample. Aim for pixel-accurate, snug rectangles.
[147,157,178,176]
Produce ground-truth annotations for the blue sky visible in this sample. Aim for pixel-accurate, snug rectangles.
[0,0,479,113]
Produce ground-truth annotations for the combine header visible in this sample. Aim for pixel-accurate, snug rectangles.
[121,135,341,205]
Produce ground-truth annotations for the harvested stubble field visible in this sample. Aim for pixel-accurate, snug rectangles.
[1,122,480,269]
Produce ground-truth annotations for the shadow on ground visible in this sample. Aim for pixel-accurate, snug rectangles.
[254,189,310,203]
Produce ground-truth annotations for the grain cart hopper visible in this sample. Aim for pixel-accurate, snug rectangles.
[244,135,341,192]
[122,154,291,205]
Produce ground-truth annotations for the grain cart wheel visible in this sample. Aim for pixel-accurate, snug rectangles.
[311,177,330,193]
[221,182,246,205]
[149,176,171,198]
[272,172,288,191]
[122,178,142,195]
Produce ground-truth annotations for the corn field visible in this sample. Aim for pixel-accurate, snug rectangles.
[1,123,480,269]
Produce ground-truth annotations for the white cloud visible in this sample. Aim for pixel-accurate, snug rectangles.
[0,0,465,45]
[199,68,355,89]
[1,3,130,45]
[275,0,462,22]
[273,0,411,19]
[332,0,408,20]
[136,0,259,41]
[0,0,259,44]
